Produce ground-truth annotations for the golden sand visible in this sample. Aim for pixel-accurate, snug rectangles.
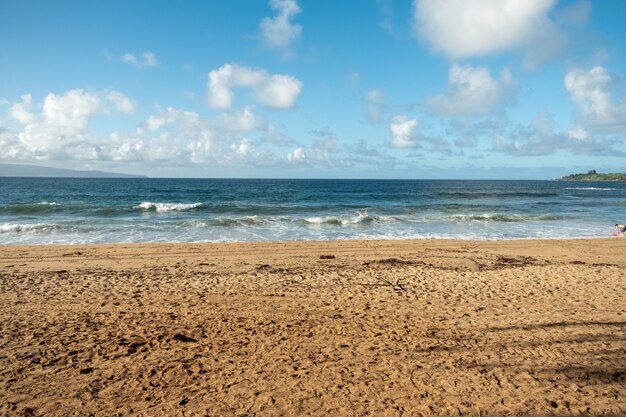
[1,239,624,416]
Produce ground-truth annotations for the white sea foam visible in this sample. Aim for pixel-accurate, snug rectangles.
[137,202,203,212]
[0,223,61,233]
[304,212,375,226]
[304,216,341,225]
[178,216,267,228]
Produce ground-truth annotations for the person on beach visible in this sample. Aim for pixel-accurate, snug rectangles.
[614,224,625,235]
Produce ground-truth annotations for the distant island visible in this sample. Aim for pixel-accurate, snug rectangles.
[0,163,147,178]
[559,170,626,181]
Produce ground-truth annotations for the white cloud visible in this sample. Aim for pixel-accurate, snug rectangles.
[231,138,253,156]
[207,64,302,109]
[564,66,626,128]
[41,90,102,134]
[413,0,556,58]
[122,53,139,66]
[427,64,515,116]
[3,91,425,173]
[133,107,272,166]
[4,89,135,160]
[106,91,136,115]
[389,115,418,148]
[9,94,36,124]
[287,146,306,162]
[3,93,388,172]
[502,113,561,156]
[134,107,216,164]
[186,132,215,164]
[310,136,338,163]
[138,107,202,134]
[260,0,302,53]
[567,126,589,141]
[104,132,144,162]
[366,90,385,124]
[494,113,625,157]
[122,51,159,68]
[217,106,264,132]
[142,52,158,67]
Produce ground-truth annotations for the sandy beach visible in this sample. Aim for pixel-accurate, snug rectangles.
[0,238,624,416]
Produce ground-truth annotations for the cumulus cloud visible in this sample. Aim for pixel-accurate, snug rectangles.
[207,64,302,109]
[427,64,516,116]
[40,90,102,134]
[102,132,144,162]
[413,0,557,58]
[495,113,562,156]
[106,91,136,115]
[308,130,339,163]
[494,113,625,157]
[9,94,36,124]
[567,126,589,141]
[0,125,25,159]
[231,138,253,157]
[122,53,139,66]
[122,51,159,68]
[132,107,217,164]
[137,106,202,134]
[445,118,507,148]
[564,66,626,129]
[287,146,307,163]
[2,90,450,173]
[3,92,379,172]
[260,0,302,53]
[3,89,135,160]
[366,90,385,124]
[216,106,265,132]
[133,107,270,166]
[389,115,418,148]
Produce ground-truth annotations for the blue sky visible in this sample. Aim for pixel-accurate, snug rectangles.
[1,0,625,178]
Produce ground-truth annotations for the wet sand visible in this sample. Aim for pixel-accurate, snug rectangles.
[0,239,624,416]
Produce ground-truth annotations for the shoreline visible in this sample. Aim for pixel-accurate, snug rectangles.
[0,234,623,247]
[1,237,625,268]
[1,238,624,415]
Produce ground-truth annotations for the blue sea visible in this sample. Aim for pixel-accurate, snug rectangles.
[0,178,624,245]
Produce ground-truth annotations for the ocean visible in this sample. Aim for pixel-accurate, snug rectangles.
[0,177,624,245]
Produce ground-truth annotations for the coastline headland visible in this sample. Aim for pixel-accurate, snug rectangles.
[559,171,626,181]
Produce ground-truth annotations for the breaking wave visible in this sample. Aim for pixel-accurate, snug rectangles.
[303,210,377,226]
[178,216,267,227]
[0,223,64,234]
[136,202,203,212]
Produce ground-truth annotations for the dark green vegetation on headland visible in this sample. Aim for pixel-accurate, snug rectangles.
[559,172,626,181]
